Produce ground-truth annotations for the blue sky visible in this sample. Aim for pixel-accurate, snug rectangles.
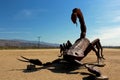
[0,0,120,46]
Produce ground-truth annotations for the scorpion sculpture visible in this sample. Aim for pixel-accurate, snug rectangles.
[59,8,105,64]
[18,8,105,77]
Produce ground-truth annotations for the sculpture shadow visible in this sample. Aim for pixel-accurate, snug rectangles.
[23,61,84,74]
[46,62,84,74]
[80,72,96,80]
[82,75,96,80]
[22,63,97,80]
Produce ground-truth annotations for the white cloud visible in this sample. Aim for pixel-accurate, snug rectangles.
[89,26,120,46]
[14,9,48,19]
[22,10,32,16]
[99,27,120,40]
[12,9,47,20]
[112,16,120,23]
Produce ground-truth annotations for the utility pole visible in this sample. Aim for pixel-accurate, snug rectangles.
[38,36,41,48]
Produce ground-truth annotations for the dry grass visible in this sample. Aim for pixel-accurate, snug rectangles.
[0,48,119,80]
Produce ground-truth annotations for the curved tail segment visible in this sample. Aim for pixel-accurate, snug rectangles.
[71,8,86,39]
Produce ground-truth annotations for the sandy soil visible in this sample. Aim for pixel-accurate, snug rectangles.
[0,48,119,80]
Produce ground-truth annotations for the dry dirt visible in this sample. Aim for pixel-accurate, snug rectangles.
[0,48,119,80]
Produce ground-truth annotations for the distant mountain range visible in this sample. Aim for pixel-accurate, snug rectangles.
[0,39,119,49]
[0,39,59,49]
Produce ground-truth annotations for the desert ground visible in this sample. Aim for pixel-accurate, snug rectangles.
[0,48,119,80]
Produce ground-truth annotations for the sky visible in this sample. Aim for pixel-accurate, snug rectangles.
[0,0,120,46]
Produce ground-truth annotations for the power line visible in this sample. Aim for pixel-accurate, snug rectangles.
[38,36,41,48]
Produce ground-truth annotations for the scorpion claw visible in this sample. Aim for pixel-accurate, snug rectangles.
[17,58,29,62]
[18,56,43,66]
[20,56,30,60]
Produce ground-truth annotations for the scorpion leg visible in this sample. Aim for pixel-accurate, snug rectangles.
[97,40,105,60]
[90,39,102,64]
